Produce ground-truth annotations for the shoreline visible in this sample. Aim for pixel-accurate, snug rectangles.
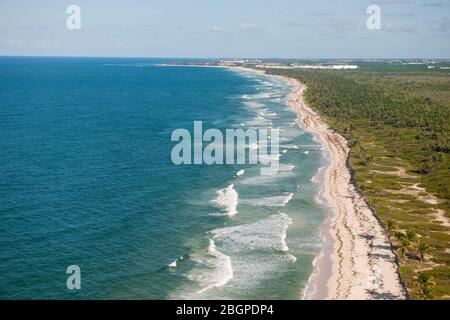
[230,66,406,299]
[282,76,406,300]
[162,63,407,299]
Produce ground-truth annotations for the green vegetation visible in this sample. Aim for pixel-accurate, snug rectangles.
[416,272,437,300]
[267,65,450,300]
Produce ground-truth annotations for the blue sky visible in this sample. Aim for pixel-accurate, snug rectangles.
[0,0,449,58]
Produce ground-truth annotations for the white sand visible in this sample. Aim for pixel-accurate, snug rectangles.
[284,78,406,300]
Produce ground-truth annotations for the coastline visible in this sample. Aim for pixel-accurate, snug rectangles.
[162,63,407,299]
[282,76,406,300]
[229,66,406,299]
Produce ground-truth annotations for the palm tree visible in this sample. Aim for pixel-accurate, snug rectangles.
[406,230,417,243]
[419,159,431,174]
[394,231,406,240]
[399,238,411,258]
[416,272,436,300]
[386,219,395,236]
[418,241,431,262]
[366,154,375,166]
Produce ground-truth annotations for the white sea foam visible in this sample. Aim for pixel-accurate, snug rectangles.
[236,169,245,177]
[260,81,273,87]
[246,115,272,127]
[243,101,265,108]
[189,212,294,300]
[194,239,234,295]
[212,213,292,253]
[279,163,295,171]
[281,144,299,150]
[280,220,290,252]
[174,71,326,299]
[240,193,294,207]
[258,109,278,118]
[169,260,177,268]
[211,184,239,217]
[245,92,273,100]
[240,171,295,185]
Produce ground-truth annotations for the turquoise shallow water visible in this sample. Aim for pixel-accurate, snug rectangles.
[0,57,325,299]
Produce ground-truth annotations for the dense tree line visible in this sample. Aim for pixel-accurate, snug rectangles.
[268,69,450,201]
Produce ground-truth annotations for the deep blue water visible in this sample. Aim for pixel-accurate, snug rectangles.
[0,57,324,299]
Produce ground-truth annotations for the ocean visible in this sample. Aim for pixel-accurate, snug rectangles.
[0,57,325,299]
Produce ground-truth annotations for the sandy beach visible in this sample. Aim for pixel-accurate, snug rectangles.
[281,77,407,300]
[231,66,406,299]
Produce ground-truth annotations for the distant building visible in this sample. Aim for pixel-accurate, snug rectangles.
[257,64,359,70]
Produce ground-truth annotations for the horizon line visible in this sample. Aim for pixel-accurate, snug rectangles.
[1,54,450,61]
